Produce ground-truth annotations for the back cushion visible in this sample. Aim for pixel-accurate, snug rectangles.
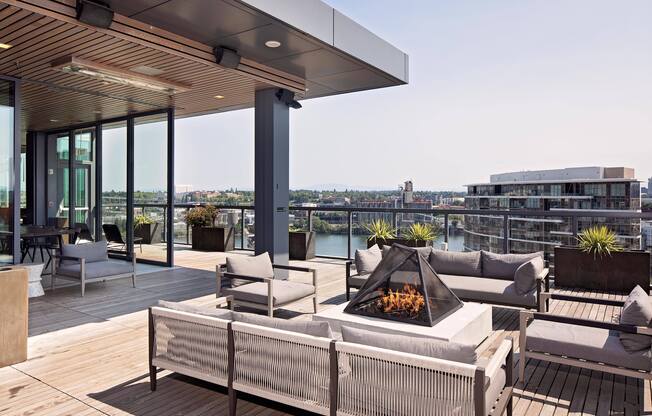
[355,244,382,275]
[341,325,477,364]
[481,251,544,280]
[429,250,482,277]
[619,285,652,352]
[61,241,108,264]
[232,312,333,338]
[226,253,274,286]
[383,245,432,260]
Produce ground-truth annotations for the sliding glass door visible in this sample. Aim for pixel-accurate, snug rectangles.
[0,79,18,263]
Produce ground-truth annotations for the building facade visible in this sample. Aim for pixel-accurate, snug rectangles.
[464,167,642,256]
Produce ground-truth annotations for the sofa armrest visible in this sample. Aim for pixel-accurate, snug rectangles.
[54,255,84,263]
[544,292,625,307]
[484,338,513,384]
[346,260,354,279]
[521,310,651,335]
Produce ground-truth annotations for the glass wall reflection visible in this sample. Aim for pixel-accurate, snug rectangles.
[101,121,128,255]
[0,80,15,263]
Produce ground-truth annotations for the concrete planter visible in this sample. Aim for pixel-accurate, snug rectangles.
[289,231,316,260]
[191,226,235,252]
[554,246,651,292]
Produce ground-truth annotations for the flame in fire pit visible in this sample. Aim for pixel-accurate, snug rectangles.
[377,283,425,318]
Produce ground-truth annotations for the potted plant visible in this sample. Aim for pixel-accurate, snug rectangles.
[134,214,160,245]
[289,225,316,260]
[554,225,650,292]
[403,223,437,248]
[186,205,234,252]
[365,219,396,248]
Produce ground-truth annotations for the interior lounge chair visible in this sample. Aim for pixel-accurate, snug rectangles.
[216,252,318,317]
[520,286,652,386]
[102,223,142,253]
[73,222,94,243]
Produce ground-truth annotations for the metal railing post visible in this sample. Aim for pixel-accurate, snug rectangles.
[444,214,449,244]
[308,209,313,232]
[572,215,579,238]
[240,208,245,249]
[392,211,398,231]
[347,211,353,259]
[186,207,190,245]
[503,214,510,253]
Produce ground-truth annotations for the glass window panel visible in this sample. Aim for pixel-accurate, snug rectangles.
[101,121,127,254]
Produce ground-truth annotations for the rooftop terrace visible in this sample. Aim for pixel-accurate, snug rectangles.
[2,249,648,415]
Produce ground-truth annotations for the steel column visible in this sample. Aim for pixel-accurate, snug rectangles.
[126,117,135,258]
[254,88,290,266]
[166,108,175,267]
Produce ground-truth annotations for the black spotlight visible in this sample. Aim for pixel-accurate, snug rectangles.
[76,0,114,29]
[275,88,302,109]
[214,46,241,69]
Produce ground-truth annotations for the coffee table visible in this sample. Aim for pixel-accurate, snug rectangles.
[312,301,492,347]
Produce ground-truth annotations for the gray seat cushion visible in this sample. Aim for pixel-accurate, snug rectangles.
[60,241,108,264]
[429,250,482,277]
[57,259,134,280]
[341,325,477,364]
[348,273,370,289]
[232,311,332,338]
[481,251,543,280]
[619,285,652,352]
[439,274,537,307]
[514,257,545,295]
[355,244,381,275]
[526,319,652,371]
[223,280,315,306]
[157,300,233,320]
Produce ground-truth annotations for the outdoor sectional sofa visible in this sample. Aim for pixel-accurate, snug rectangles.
[347,246,549,312]
[149,298,515,416]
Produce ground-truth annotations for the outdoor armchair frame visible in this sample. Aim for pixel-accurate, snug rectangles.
[51,252,137,296]
[519,297,652,385]
[216,263,319,317]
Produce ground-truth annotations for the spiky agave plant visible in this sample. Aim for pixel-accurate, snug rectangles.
[364,219,396,243]
[577,225,623,258]
[404,223,438,242]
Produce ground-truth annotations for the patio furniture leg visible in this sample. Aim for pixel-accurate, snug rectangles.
[80,259,86,297]
[148,309,157,391]
[519,311,530,385]
[313,296,318,314]
[267,279,274,317]
[132,255,137,288]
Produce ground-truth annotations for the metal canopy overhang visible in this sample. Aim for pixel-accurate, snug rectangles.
[0,0,408,131]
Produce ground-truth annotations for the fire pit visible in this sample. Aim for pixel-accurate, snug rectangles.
[344,244,463,327]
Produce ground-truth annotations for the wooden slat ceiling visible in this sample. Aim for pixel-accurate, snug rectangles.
[0,2,294,131]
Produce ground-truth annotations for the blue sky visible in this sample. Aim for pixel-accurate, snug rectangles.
[170,0,652,192]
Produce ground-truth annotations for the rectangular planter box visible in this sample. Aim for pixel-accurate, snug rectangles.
[134,223,161,245]
[289,231,316,260]
[554,246,651,292]
[192,226,235,252]
[0,267,28,367]
[367,238,432,249]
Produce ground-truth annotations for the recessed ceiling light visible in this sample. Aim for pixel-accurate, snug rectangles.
[93,110,102,114]
[214,95,225,99]
[265,40,281,48]
[0,43,12,50]
[50,119,59,122]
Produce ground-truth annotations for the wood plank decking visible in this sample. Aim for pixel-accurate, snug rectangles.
[1,249,650,415]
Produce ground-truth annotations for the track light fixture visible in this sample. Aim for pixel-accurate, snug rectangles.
[214,46,241,69]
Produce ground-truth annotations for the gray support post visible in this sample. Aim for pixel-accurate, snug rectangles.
[95,123,102,240]
[254,88,290,267]
[12,80,20,263]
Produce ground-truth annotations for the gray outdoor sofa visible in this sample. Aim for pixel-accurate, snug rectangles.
[149,299,514,416]
[347,245,549,312]
[52,241,136,296]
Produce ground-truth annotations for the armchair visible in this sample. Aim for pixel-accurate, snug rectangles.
[216,261,318,317]
[519,294,652,385]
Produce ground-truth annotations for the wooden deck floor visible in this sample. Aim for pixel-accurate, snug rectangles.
[1,249,650,415]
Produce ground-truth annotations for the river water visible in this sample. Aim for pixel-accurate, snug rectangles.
[313,233,465,257]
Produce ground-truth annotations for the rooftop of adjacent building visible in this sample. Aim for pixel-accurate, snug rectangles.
[467,166,639,186]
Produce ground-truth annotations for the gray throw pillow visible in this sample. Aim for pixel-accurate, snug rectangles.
[429,250,482,277]
[340,325,477,364]
[514,257,545,295]
[226,253,274,286]
[157,300,233,320]
[355,245,382,275]
[232,312,333,338]
[619,285,652,352]
[481,251,543,280]
[61,241,108,264]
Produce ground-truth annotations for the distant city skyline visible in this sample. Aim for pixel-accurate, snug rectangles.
[127,0,652,192]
